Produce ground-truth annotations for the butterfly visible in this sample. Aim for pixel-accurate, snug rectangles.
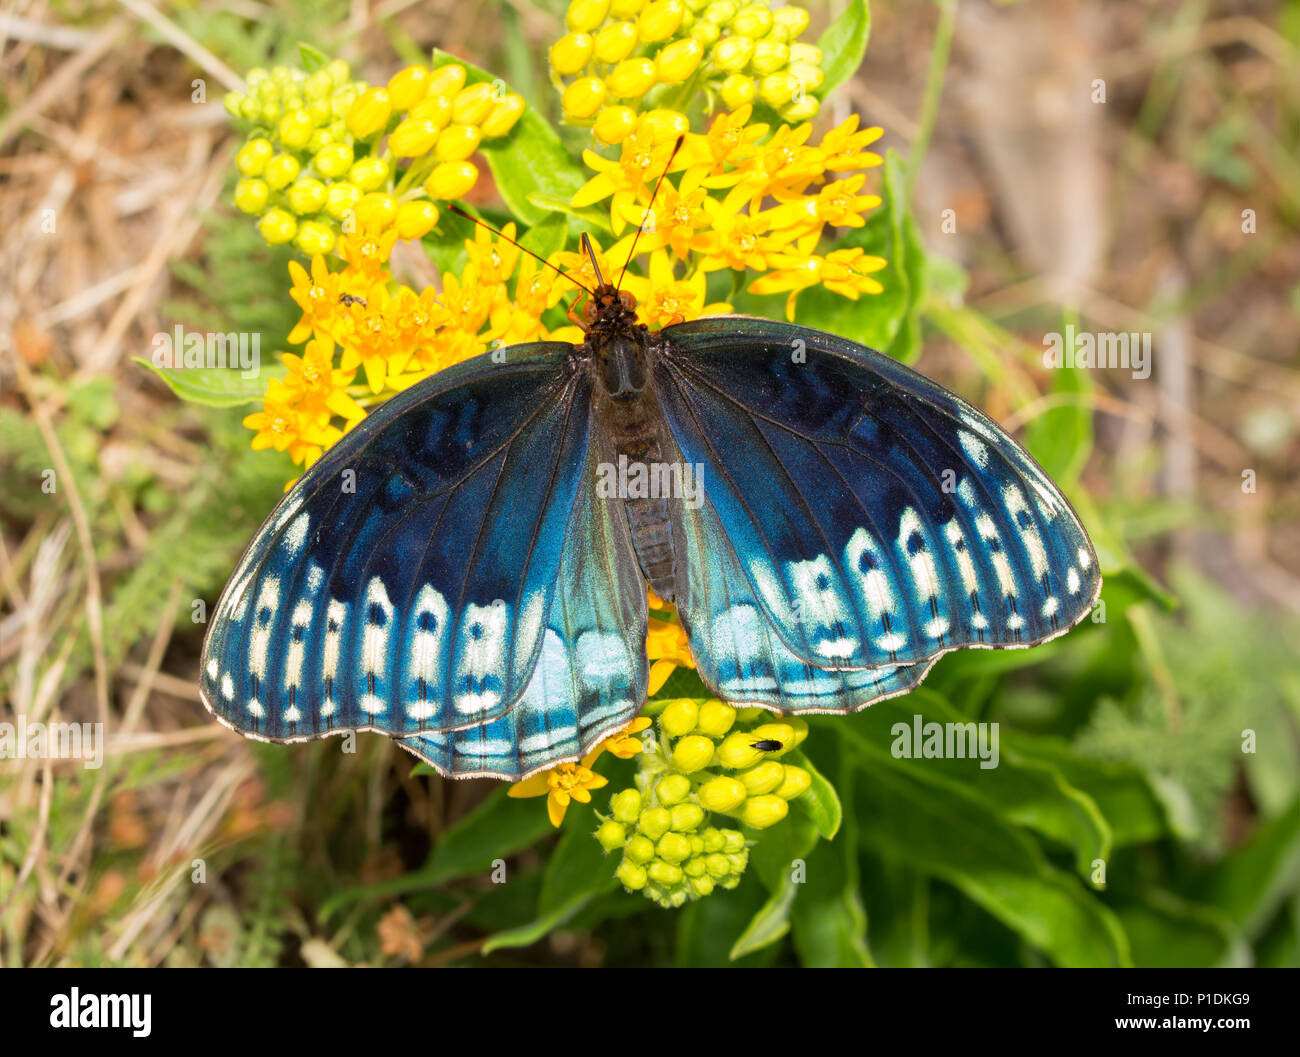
[199,235,1101,781]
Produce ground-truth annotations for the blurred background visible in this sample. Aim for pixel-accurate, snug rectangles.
[1,0,1297,967]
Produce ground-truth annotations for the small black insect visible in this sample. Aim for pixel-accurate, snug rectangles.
[752,740,784,752]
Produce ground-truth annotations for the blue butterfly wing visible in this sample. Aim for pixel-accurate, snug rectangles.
[654,317,1100,704]
[200,344,646,777]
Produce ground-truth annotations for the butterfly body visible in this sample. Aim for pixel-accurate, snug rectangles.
[201,288,1101,780]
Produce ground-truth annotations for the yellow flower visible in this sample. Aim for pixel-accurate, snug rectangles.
[287,256,345,343]
[645,611,695,694]
[618,169,713,259]
[281,336,366,422]
[507,747,609,827]
[698,184,782,273]
[696,106,768,185]
[748,239,888,320]
[817,115,885,173]
[338,226,399,278]
[602,716,653,759]
[464,222,522,289]
[621,250,732,328]
[765,174,881,236]
[548,237,619,303]
[572,129,680,231]
[336,285,413,393]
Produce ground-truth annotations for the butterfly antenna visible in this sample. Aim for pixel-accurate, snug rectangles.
[616,133,686,292]
[447,204,594,294]
[581,232,606,288]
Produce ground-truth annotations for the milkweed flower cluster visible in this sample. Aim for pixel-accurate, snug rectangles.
[552,0,826,130]
[225,59,523,257]
[594,697,813,907]
[572,104,888,322]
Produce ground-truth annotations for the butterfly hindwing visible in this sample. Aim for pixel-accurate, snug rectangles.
[654,318,1100,700]
[201,343,645,776]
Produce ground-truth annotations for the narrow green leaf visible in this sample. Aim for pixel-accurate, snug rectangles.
[818,0,872,98]
[524,192,612,235]
[135,357,282,408]
[786,748,842,839]
[298,42,330,74]
[729,877,797,959]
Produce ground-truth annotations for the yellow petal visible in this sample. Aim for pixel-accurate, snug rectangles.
[648,658,677,695]
[508,773,551,798]
[546,793,568,828]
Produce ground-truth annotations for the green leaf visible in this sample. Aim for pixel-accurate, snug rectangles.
[818,0,872,98]
[432,50,586,227]
[427,790,558,886]
[885,192,926,363]
[135,357,283,408]
[730,813,820,960]
[853,762,1131,966]
[524,192,612,235]
[1022,358,1094,486]
[676,874,780,967]
[1117,892,1247,969]
[298,42,330,73]
[786,748,842,839]
[730,876,797,959]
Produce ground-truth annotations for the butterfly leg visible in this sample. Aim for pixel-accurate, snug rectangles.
[567,290,590,330]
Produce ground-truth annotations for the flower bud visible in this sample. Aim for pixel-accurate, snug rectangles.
[788,60,824,92]
[610,0,646,15]
[424,160,479,200]
[313,142,354,178]
[481,94,525,137]
[616,860,648,890]
[758,71,798,108]
[688,875,715,898]
[637,0,685,43]
[257,207,297,245]
[697,775,747,812]
[655,38,703,83]
[330,87,358,119]
[605,58,657,98]
[637,108,689,142]
[739,760,785,795]
[355,192,398,229]
[780,94,820,123]
[656,832,692,864]
[346,87,391,140]
[655,773,692,805]
[697,699,736,738]
[669,802,705,831]
[304,69,333,101]
[726,850,749,873]
[223,92,244,119]
[717,732,763,769]
[451,83,497,126]
[426,64,467,99]
[325,59,351,86]
[787,716,809,748]
[394,200,439,239]
[705,852,731,879]
[561,76,607,119]
[625,833,656,863]
[596,819,628,852]
[789,42,823,66]
[637,806,672,840]
[348,156,390,192]
[594,21,639,64]
[702,827,725,853]
[387,65,432,110]
[434,123,482,162]
[711,36,755,72]
[236,138,274,176]
[278,108,315,149]
[548,31,595,76]
[722,829,746,853]
[730,4,773,38]
[593,105,637,145]
[233,178,269,214]
[286,177,328,215]
[610,788,643,823]
[263,153,300,190]
[384,116,441,157]
[772,6,811,40]
[670,734,715,773]
[775,765,811,800]
[689,21,721,46]
[307,98,333,127]
[683,855,708,878]
[647,860,683,886]
[740,793,788,829]
[567,0,611,32]
[660,699,698,737]
[703,0,739,22]
[238,95,263,122]
[325,182,361,220]
[750,723,795,755]
[749,39,788,75]
[689,834,705,855]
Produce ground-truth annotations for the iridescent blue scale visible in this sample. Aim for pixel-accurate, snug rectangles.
[201,308,1100,780]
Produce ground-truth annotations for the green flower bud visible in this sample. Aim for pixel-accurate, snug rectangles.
[749,39,788,75]
[711,35,755,72]
[775,765,812,800]
[720,872,742,889]
[233,178,269,215]
[330,87,359,119]
[625,833,656,864]
[689,834,705,855]
[684,855,708,878]
[286,177,328,216]
[278,108,315,149]
[238,96,263,122]
[655,773,692,805]
[689,875,716,898]
[610,788,643,823]
[729,4,773,38]
[617,860,648,890]
[324,181,361,220]
[717,732,763,770]
[656,832,692,864]
[697,775,747,812]
[722,828,746,853]
[235,138,274,176]
[739,760,785,795]
[307,98,332,127]
[257,207,297,245]
[596,819,628,852]
[660,699,698,737]
[740,793,788,829]
[594,21,639,64]
[264,153,300,191]
[705,852,731,879]
[348,156,389,192]
[726,849,749,873]
[637,0,686,43]
[313,142,354,179]
[303,69,334,101]
[223,92,244,119]
[719,72,756,109]
[697,700,736,738]
[245,68,270,89]
[702,827,725,853]
[295,220,335,256]
[787,716,809,748]
[648,860,683,886]
[669,802,705,831]
[637,806,672,840]
[670,734,715,773]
